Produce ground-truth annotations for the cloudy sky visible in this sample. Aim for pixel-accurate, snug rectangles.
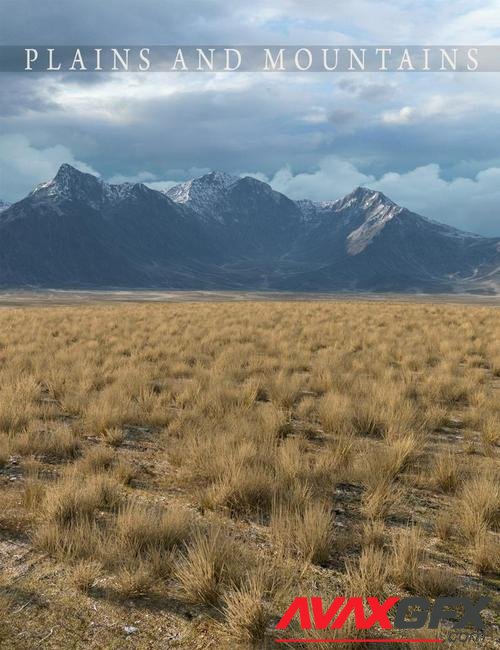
[1,0,500,234]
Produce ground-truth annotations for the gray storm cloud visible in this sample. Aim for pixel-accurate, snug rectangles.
[0,0,499,235]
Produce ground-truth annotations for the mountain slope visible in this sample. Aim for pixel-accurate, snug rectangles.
[166,171,239,220]
[168,172,305,261]
[0,165,225,288]
[0,164,498,293]
[282,187,500,292]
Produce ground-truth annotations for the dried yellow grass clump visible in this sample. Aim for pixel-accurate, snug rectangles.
[0,299,497,648]
[222,573,269,644]
[175,527,243,605]
[271,499,334,565]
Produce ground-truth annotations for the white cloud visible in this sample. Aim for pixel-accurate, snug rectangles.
[47,72,262,125]
[381,105,415,124]
[438,2,500,44]
[379,90,500,127]
[107,170,156,184]
[373,164,500,236]
[250,157,374,201]
[301,107,329,124]
[252,156,500,236]
[0,134,98,201]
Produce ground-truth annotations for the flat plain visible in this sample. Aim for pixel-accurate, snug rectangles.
[0,296,498,649]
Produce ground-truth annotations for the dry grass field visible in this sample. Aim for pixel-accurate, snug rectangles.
[0,300,498,649]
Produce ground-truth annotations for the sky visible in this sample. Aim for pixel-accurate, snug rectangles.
[1,0,500,235]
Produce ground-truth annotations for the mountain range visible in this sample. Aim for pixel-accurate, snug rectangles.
[0,163,498,293]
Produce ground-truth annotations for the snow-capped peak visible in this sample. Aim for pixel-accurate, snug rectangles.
[335,186,395,212]
[166,170,239,220]
[28,163,156,208]
[346,189,403,254]
[167,171,238,202]
[296,187,395,223]
[30,164,102,204]
[203,170,239,187]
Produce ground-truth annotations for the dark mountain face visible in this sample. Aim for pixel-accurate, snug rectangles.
[0,164,498,293]
[0,165,226,288]
[167,172,305,259]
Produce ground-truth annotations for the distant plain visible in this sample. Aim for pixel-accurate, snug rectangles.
[0,289,499,307]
